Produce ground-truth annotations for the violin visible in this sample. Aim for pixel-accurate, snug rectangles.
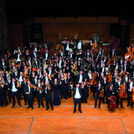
[99,89,104,98]
[17,80,21,88]
[108,74,112,83]
[46,84,51,90]
[33,68,39,72]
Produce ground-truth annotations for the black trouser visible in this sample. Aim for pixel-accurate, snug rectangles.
[91,85,96,98]
[127,92,132,106]
[11,91,21,106]
[8,90,11,103]
[45,94,53,109]
[74,98,82,112]
[23,92,27,105]
[27,94,33,108]
[95,96,102,108]
[37,93,44,108]
[116,94,119,108]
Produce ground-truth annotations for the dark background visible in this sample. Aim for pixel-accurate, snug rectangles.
[5,0,134,23]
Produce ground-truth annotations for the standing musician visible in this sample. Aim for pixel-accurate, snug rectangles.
[127,79,133,107]
[107,83,117,110]
[44,80,53,111]
[73,83,82,113]
[36,79,44,108]
[25,80,34,109]
[10,77,22,108]
[94,82,104,108]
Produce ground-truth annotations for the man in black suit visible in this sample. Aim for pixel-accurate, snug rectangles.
[73,83,82,113]
[10,78,22,108]
[44,80,53,111]
[25,80,34,109]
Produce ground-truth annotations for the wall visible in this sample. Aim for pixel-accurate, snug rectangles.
[8,24,24,50]
[33,17,119,42]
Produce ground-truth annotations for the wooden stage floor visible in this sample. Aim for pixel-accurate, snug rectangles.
[0,97,133,134]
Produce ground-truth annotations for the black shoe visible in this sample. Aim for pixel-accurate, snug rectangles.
[38,106,40,108]
[73,110,76,113]
[79,110,82,113]
[19,104,22,107]
[127,104,130,107]
[46,108,49,110]
[31,107,33,109]
[121,106,124,108]
[12,105,15,108]
[51,108,54,111]
[27,107,30,109]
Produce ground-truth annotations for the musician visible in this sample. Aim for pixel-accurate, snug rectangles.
[44,80,53,110]
[31,50,38,59]
[94,82,103,108]
[77,40,82,50]
[73,83,82,113]
[36,79,44,108]
[114,77,123,108]
[25,80,34,109]
[15,51,22,63]
[43,49,49,61]
[77,70,84,84]
[101,77,108,103]
[10,78,22,108]
[127,79,133,107]
[5,75,11,103]
[107,83,116,109]
[52,78,61,106]
[21,77,27,105]
[0,58,8,71]
[58,57,63,69]
[60,74,68,102]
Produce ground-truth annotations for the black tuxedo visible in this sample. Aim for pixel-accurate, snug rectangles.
[10,82,21,107]
[44,84,53,110]
[73,87,82,113]
[95,87,102,108]
[25,84,34,109]
[36,83,44,108]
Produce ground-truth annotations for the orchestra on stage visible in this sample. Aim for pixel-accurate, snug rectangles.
[0,34,134,112]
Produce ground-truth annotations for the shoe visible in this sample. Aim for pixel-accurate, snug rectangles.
[51,108,53,111]
[31,107,33,109]
[73,110,76,113]
[127,104,130,107]
[79,110,82,113]
[46,108,49,110]
[27,107,30,109]
[19,104,22,107]
[12,105,15,108]
[121,106,124,108]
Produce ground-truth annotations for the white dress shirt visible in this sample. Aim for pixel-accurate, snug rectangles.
[12,82,18,92]
[74,88,81,99]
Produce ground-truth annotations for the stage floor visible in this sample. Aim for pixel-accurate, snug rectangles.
[0,97,133,134]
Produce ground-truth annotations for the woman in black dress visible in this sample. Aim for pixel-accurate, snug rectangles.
[53,78,61,106]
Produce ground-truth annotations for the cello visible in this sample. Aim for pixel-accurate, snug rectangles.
[119,83,127,99]
[109,95,117,111]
